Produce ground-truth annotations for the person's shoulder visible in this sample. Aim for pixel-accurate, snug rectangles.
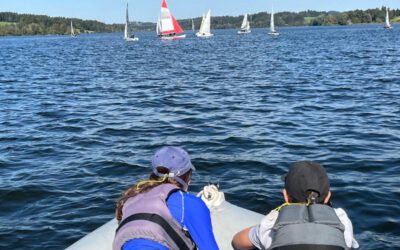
[260,209,279,229]
[169,191,207,206]
[183,192,207,206]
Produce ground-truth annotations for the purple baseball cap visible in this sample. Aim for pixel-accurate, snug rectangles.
[151,146,195,177]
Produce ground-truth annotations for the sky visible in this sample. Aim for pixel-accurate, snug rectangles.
[1,0,399,24]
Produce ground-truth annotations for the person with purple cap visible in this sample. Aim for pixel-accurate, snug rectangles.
[232,160,359,250]
[113,146,219,250]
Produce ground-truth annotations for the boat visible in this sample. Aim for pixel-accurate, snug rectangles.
[192,19,195,34]
[65,184,263,250]
[70,21,78,37]
[384,8,392,29]
[157,0,186,40]
[196,9,213,38]
[124,2,139,41]
[268,8,279,36]
[237,14,251,34]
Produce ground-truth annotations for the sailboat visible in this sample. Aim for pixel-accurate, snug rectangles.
[268,8,279,36]
[238,14,251,34]
[157,0,186,40]
[384,8,392,29]
[124,2,139,41]
[192,19,195,34]
[196,9,213,38]
[70,21,78,37]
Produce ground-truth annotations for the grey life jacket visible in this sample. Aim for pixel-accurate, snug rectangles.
[113,183,196,250]
[270,204,348,250]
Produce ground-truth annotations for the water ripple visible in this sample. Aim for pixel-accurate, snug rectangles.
[1,25,400,249]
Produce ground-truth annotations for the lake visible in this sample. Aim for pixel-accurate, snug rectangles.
[0,25,399,249]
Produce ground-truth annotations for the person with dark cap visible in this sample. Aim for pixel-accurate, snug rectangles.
[232,160,359,250]
[113,146,219,250]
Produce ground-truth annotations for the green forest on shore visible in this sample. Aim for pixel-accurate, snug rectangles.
[0,7,399,36]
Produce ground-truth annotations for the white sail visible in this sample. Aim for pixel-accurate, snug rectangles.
[241,14,249,31]
[270,9,275,33]
[160,4,174,33]
[198,14,206,34]
[192,19,195,33]
[71,21,75,37]
[204,10,211,34]
[385,8,392,28]
[202,10,211,34]
[268,8,279,36]
[196,10,213,37]
[156,17,161,35]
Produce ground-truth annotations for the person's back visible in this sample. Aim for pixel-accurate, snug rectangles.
[232,161,359,250]
[113,146,219,250]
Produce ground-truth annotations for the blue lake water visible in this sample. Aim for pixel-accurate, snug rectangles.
[0,25,399,249]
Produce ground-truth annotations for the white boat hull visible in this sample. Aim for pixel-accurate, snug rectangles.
[66,185,263,250]
[196,32,214,38]
[160,34,186,40]
[237,30,251,34]
[268,32,280,36]
[125,37,139,42]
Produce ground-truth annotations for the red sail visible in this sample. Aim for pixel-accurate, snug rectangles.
[171,14,183,34]
[161,0,167,8]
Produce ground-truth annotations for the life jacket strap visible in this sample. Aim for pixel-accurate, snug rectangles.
[116,213,191,250]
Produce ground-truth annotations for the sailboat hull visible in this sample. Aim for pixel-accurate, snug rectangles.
[268,32,280,36]
[125,37,139,42]
[196,32,214,38]
[237,30,251,34]
[160,34,186,40]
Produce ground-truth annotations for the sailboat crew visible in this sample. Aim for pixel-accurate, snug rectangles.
[113,146,219,250]
[232,161,359,250]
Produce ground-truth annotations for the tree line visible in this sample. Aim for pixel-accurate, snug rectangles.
[1,7,399,36]
[179,7,399,30]
[0,12,130,36]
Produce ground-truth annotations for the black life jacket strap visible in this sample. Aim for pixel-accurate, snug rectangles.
[116,213,191,250]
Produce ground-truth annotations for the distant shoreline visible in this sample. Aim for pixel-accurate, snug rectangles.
[1,7,399,37]
[1,23,397,39]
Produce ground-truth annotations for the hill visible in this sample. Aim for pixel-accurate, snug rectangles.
[177,7,399,30]
[0,12,153,36]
